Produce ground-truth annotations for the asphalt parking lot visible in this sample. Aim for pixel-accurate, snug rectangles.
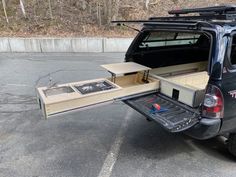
[0,53,236,177]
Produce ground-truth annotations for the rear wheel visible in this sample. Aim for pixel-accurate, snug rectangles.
[227,133,236,157]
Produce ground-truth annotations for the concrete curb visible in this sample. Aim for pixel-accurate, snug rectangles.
[0,37,133,53]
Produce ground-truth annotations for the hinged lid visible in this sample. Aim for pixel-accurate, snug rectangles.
[101,62,151,75]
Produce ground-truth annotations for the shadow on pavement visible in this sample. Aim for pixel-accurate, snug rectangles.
[191,136,236,162]
[121,112,236,162]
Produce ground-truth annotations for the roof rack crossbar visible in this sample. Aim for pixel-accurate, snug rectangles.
[149,14,232,21]
[112,20,197,24]
[111,20,199,27]
[151,15,236,22]
[111,20,213,29]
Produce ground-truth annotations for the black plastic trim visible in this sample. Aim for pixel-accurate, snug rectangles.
[184,118,221,140]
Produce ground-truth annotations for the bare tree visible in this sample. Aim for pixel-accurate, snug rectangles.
[97,1,102,26]
[144,0,150,10]
[48,0,53,19]
[112,0,120,21]
[102,0,120,26]
[2,0,9,23]
[19,0,26,18]
[103,0,111,25]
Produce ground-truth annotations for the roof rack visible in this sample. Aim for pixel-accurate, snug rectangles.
[150,5,236,21]
[168,5,236,16]
[112,5,236,28]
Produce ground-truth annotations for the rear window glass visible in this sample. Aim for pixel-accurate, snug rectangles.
[139,31,201,48]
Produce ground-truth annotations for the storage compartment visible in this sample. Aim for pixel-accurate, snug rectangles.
[43,86,75,97]
[74,80,117,95]
[150,62,209,107]
[161,72,208,107]
[37,72,159,118]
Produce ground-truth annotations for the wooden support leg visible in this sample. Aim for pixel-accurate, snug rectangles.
[142,70,149,83]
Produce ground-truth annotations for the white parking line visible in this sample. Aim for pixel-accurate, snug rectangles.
[97,108,133,177]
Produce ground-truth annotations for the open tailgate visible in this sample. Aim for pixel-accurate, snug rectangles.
[125,93,200,132]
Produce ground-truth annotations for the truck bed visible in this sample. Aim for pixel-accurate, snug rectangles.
[124,62,207,132]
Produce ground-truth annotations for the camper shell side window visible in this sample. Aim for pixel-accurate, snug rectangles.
[229,33,236,67]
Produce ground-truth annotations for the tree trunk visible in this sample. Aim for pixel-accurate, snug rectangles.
[112,0,120,21]
[97,2,102,26]
[144,0,150,10]
[102,0,108,22]
[19,0,26,18]
[102,0,120,26]
[2,0,9,23]
[48,0,53,19]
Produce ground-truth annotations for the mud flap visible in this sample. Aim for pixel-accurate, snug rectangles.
[124,93,200,133]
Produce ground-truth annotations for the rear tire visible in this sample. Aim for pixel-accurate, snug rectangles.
[227,133,236,157]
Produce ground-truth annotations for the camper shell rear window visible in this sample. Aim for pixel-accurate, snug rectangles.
[139,31,201,48]
[132,30,212,69]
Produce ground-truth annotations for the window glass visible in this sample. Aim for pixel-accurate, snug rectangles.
[230,35,236,65]
[139,31,201,48]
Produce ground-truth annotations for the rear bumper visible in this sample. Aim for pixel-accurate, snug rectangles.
[184,118,221,140]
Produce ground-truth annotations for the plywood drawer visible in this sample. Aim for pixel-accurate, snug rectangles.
[36,73,160,118]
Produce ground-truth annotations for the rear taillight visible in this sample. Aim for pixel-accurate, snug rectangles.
[202,84,224,118]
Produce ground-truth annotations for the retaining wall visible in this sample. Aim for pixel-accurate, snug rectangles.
[0,37,133,53]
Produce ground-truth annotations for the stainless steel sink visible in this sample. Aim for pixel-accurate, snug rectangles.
[43,86,75,97]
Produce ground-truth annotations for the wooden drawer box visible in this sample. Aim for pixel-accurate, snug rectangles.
[160,71,209,107]
[36,73,159,118]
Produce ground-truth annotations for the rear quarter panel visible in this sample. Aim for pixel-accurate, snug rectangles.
[219,72,236,133]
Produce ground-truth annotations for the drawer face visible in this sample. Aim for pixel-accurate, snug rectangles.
[161,81,195,107]
[36,74,160,118]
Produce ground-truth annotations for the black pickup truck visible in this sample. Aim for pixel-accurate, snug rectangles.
[115,5,236,157]
[37,5,236,157]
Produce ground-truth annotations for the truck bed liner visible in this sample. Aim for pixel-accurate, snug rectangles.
[125,93,200,132]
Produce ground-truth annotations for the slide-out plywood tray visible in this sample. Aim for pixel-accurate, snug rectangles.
[36,73,159,118]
